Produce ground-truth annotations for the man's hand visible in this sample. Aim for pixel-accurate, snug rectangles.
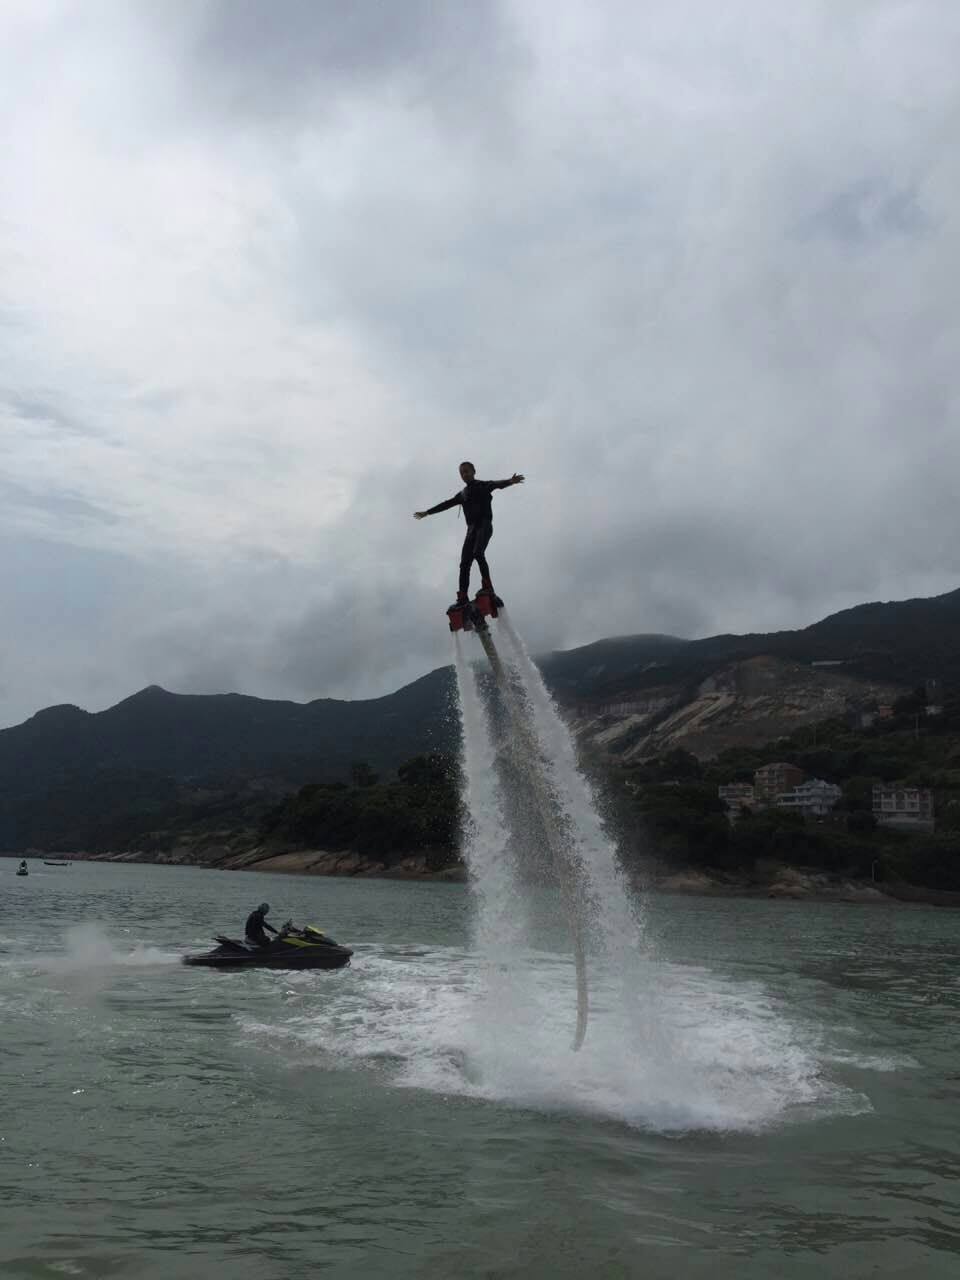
[511,473,525,485]
[413,511,426,520]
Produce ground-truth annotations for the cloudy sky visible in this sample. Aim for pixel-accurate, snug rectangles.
[1,0,958,727]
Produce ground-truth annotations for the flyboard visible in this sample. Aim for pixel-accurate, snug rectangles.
[449,590,589,1051]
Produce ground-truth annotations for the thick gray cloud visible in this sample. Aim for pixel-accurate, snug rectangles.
[0,0,958,727]
[191,0,521,120]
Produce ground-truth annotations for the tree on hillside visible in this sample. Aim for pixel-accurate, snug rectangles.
[845,810,877,835]
[839,776,875,812]
[655,748,703,781]
[350,761,380,789]
[634,782,730,865]
[397,753,452,790]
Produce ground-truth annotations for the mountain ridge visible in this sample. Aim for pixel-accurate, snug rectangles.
[2,584,957,851]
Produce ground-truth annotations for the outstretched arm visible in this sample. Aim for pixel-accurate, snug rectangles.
[414,494,461,520]
[490,473,525,490]
[264,921,279,935]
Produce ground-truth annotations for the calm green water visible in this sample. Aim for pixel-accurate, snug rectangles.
[1,862,959,1278]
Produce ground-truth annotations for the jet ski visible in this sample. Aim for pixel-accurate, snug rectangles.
[182,922,353,971]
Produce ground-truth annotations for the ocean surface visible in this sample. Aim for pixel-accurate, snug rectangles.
[1,861,959,1278]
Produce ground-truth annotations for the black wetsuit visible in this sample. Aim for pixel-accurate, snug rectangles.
[244,910,278,948]
[424,479,513,595]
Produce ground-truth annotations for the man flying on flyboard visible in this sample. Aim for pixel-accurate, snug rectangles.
[413,460,524,631]
[414,462,589,1049]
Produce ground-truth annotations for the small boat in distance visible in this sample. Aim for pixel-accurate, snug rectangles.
[43,861,71,867]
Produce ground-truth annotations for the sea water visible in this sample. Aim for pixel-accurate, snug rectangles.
[1,861,958,1278]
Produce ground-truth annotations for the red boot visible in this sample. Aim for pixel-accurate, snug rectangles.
[474,580,503,618]
[447,591,472,632]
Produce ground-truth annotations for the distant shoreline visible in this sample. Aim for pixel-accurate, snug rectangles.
[652,867,960,909]
[9,849,960,908]
[4,848,468,883]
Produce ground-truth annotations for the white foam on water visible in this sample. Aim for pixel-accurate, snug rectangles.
[820,1049,920,1072]
[236,944,871,1133]
[31,924,180,975]
[239,611,876,1134]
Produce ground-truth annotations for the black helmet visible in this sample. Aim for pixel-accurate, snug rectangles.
[259,903,270,914]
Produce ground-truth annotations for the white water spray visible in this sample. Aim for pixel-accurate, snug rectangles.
[453,636,528,957]
[496,612,644,966]
[453,637,550,1047]
[435,611,868,1129]
[452,610,647,1051]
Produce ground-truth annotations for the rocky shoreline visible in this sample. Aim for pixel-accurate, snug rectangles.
[219,846,468,882]
[10,846,468,883]
[11,847,960,907]
[654,864,960,908]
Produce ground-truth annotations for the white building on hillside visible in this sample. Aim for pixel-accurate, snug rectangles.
[718,783,756,814]
[776,779,842,817]
[872,784,935,831]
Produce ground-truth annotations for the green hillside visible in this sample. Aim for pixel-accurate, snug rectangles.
[618,686,960,891]
[3,585,960,855]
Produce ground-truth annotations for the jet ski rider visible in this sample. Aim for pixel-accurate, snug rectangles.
[245,903,278,949]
